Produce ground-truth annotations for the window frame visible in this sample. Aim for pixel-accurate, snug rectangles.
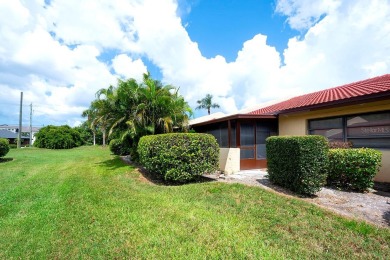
[308,110,390,149]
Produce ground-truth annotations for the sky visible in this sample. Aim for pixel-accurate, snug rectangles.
[0,0,389,127]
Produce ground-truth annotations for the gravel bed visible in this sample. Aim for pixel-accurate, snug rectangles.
[204,170,390,228]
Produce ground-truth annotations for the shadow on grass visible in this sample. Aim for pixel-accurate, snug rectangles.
[256,177,317,198]
[118,156,215,186]
[137,166,215,186]
[0,158,13,163]
[96,157,131,170]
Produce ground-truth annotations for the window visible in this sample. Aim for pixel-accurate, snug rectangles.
[309,111,390,149]
[308,117,344,142]
[207,122,229,148]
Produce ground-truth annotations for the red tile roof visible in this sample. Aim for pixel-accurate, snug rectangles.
[249,74,390,115]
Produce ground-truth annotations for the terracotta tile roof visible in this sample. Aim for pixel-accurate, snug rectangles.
[249,74,390,115]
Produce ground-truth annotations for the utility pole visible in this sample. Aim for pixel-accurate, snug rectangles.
[17,92,23,149]
[30,103,32,146]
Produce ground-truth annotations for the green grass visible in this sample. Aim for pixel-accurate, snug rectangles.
[0,146,389,259]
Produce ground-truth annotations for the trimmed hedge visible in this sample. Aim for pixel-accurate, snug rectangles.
[266,135,329,195]
[138,133,219,183]
[34,125,83,149]
[328,148,381,191]
[0,138,10,157]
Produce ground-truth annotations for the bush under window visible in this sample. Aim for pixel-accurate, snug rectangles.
[266,135,329,195]
[327,148,381,191]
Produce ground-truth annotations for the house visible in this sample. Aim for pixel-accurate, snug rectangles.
[0,125,41,145]
[190,74,390,183]
[0,129,30,146]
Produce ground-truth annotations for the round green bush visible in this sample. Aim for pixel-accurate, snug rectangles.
[138,133,219,183]
[34,125,83,149]
[0,138,10,157]
[328,148,381,191]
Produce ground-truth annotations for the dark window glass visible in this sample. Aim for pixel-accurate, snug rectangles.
[241,148,254,159]
[230,121,236,148]
[347,125,390,137]
[309,117,342,129]
[309,129,343,141]
[208,128,220,146]
[256,130,269,144]
[256,144,266,159]
[220,126,228,148]
[240,123,254,147]
[349,138,390,148]
[347,112,390,127]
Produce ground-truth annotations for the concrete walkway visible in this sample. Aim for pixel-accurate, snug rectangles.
[204,169,390,228]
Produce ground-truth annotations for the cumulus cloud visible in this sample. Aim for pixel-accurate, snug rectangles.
[0,0,389,126]
[112,54,147,82]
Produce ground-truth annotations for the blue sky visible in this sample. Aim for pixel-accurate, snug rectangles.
[183,0,297,61]
[0,0,389,127]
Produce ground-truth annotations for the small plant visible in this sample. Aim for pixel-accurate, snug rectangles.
[328,148,381,191]
[138,133,219,183]
[328,141,353,149]
[266,135,329,195]
[0,138,10,157]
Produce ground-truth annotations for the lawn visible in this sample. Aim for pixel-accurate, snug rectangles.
[0,146,389,259]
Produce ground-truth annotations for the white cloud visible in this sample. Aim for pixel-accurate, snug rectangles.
[112,54,147,82]
[275,0,340,30]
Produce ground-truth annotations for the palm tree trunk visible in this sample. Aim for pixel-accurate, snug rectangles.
[102,129,106,147]
[93,131,96,146]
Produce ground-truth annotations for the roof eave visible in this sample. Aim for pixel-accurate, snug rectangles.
[190,114,277,127]
[278,91,390,115]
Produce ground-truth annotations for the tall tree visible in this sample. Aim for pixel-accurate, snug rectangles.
[196,94,220,115]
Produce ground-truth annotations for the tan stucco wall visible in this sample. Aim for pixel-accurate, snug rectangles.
[278,99,390,182]
[219,148,240,174]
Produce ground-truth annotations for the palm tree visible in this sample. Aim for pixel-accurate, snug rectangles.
[81,107,98,145]
[82,72,192,153]
[196,94,220,115]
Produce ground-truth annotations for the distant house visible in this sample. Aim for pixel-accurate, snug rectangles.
[0,125,41,145]
[0,129,30,146]
[190,74,390,183]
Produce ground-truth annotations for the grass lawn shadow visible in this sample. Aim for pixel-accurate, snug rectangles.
[119,156,215,186]
[256,177,317,198]
[136,166,215,186]
[96,157,130,170]
[0,158,13,163]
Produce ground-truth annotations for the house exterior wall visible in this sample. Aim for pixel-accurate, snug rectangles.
[278,99,390,182]
[219,148,240,174]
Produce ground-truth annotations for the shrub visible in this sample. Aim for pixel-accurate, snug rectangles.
[266,135,329,195]
[327,148,381,191]
[328,141,353,149]
[34,125,83,149]
[109,138,132,156]
[0,138,10,157]
[138,133,219,183]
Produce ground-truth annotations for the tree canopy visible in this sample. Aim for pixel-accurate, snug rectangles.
[82,73,193,156]
[196,94,220,115]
